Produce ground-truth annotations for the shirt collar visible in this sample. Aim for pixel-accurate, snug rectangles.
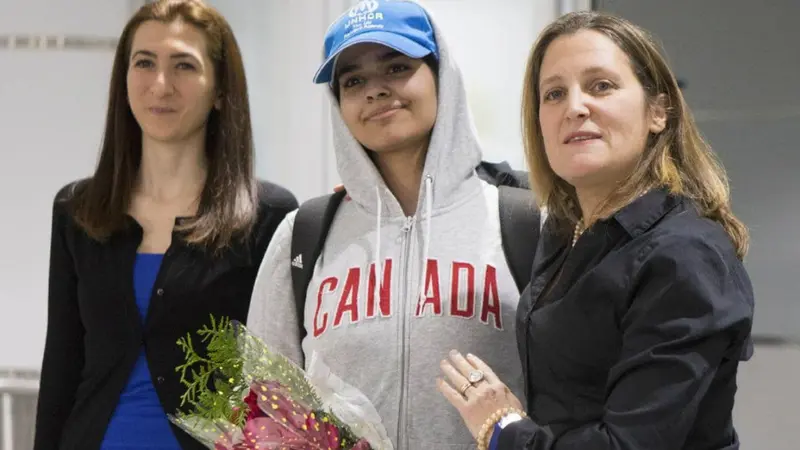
[611,187,684,239]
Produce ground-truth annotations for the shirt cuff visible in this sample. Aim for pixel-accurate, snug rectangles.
[497,417,542,448]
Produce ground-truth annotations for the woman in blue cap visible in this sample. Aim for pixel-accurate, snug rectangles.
[248,0,528,448]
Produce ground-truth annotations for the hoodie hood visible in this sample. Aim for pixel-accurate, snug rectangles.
[329,1,483,219]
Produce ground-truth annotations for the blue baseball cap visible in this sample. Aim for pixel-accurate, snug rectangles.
[313,0,438,84]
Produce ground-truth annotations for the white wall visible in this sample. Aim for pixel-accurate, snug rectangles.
[0,0,557,370]
[209,0,350,204]
[420,0,557,170]
[0,0,131,371]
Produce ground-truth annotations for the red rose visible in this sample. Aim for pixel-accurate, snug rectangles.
[243,389,266,421]
[319,420,340,448]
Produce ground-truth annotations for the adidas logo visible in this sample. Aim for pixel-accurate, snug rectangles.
[291,254,304,269]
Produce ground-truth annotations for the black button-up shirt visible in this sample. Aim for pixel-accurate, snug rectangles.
[34,180,297,450]
[499,188,754,449]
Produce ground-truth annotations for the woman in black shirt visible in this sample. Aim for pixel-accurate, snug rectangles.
[33,1,296,449]
[438,11,754,450]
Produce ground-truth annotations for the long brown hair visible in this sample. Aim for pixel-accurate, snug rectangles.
[521,11,749,259]
[70,0,257,252]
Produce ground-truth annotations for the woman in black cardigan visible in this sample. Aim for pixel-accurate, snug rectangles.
[438,11,754,450]
[33,1,297,449]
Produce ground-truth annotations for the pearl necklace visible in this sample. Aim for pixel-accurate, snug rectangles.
[572,219,584,248]
[572,189,651,248]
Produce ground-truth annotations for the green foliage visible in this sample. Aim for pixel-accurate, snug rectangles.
[174,315,248,427]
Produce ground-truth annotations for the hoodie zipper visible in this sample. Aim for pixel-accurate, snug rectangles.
[397,215,415,448]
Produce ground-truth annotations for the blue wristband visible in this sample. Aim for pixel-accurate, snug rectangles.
[488,422,502,450]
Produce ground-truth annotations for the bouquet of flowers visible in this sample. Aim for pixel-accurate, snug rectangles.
[168,316,393,450]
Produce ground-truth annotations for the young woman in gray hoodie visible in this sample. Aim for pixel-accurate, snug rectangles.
[248,1,527,448]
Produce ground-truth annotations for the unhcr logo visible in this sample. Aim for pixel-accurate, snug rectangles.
[344,0,385,30]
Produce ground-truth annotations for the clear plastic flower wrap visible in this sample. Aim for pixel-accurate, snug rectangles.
[168,316,393,450]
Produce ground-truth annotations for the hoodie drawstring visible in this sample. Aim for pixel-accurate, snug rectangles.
[374,186,382,305]
[418,176,433,301]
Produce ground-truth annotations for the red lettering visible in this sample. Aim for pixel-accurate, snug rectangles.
[334,268,360,327]
[480,265,502,329]
[367,260,393,318]
[450,262,475,318]
[314,260,502,337]
[313,277,338,337]
[416,259,442,316]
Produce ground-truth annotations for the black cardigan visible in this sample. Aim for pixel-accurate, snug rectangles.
[498,189,754,449]
[33,180,297,450]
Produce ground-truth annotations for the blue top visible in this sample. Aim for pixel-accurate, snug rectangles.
[101,253,181,449]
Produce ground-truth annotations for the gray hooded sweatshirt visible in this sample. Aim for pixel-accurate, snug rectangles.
[247,4,525,448]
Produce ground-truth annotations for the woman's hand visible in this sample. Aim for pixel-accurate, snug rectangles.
[437,350,524,440]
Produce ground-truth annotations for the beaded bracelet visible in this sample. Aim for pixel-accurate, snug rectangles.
[476,406,527,450]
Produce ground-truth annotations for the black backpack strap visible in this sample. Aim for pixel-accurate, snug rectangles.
[290,190,347,341]
[477,160,530,189]
[498,186,540,293]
